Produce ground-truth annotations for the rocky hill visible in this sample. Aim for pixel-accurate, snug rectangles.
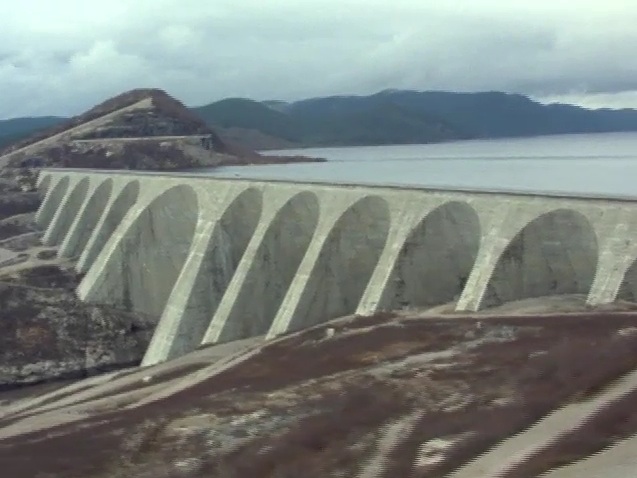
[0,88,322,221]
[1,88,238,171]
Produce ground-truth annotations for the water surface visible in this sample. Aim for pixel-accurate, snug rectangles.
[197,132,637,198]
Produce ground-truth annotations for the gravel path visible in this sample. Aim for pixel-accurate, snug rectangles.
[542,434,637,478]
[449,368,637,477]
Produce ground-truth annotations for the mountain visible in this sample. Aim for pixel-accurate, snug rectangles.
[0,88,217,156]
[0,89,222,228]
[0,88,315,174]
[0,88,320,223]
[195,98,303,143]
[193,90,637,148]
[370,90,637,137]
[0,116,65,149]
[9,89,637,152]
[192,94,466,148]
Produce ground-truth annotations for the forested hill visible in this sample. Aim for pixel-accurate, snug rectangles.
[0,116,65,149]
[193,90,637,148]
[5,90,637,150]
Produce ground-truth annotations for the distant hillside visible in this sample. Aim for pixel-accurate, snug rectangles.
[195,98,303,142]
[10,89,637,151]
[193,95,466,148]
[367,90,637,137]
[0,116,65,149]
[194,90,637,148]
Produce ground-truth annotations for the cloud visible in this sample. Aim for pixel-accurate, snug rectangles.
[1,0,637,118]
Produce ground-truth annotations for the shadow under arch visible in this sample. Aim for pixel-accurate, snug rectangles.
[46,177,89,245]
[78,180,140,273]
[84,184,199,318]
[216,190,320,342]
[163,187,263,357]
[37,176,70,228]
[288,195,391,332]
[62,179,113,258]
[481,208,598,309]
[388,201,481,310]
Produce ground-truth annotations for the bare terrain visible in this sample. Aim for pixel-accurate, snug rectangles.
[1,293,637,477]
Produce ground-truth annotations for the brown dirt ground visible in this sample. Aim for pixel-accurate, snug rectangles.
[1,311,637,477]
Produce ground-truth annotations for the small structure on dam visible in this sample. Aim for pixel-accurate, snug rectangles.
[35,168,637,366]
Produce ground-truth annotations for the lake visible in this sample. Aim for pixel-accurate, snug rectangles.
[197,132,637,198]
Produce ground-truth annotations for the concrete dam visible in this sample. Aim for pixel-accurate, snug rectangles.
[35,168,637,366]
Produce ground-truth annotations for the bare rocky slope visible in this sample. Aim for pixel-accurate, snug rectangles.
[2,304,637,477]
[0,260,157,390]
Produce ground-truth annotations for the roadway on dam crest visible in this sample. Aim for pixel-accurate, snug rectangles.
[33,167,637,367]
[44,166,637,202]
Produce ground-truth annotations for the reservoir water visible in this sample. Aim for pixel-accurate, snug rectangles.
[198,132,637,198]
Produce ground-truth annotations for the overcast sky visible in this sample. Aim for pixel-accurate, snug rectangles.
[1,0,637,119]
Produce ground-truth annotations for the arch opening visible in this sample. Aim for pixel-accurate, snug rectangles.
[167,188,263,356]
[387,201,480,311]
[37,176,70,228]
[217,191,320,342]
[86,185,198,318]
[482,209,598,309]
[78,180,139,272]
[63,179,113,258]
[47,177,89,245]
[289,195,391,332]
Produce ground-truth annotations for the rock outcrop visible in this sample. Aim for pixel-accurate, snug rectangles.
[0,264,157,390]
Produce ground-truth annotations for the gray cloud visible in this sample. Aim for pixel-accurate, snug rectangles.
[1,0,637,119]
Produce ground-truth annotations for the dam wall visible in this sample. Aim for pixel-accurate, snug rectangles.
[35,169,637,365]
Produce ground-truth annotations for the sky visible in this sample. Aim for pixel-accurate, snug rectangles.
[1,0,637,119]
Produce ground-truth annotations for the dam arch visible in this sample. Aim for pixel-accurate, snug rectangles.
[216,190,320,342]
[85,184,199,317]
[37,176,70,228]
[62,179,113,258]
[46,177,89,245]
[78,180,140,272]
[163,187,263,356]
[481,208,598,309]
[288,195,391,332]
[388,201,481,310]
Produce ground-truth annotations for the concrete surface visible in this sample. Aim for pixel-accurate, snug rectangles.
[33,169,637,366]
